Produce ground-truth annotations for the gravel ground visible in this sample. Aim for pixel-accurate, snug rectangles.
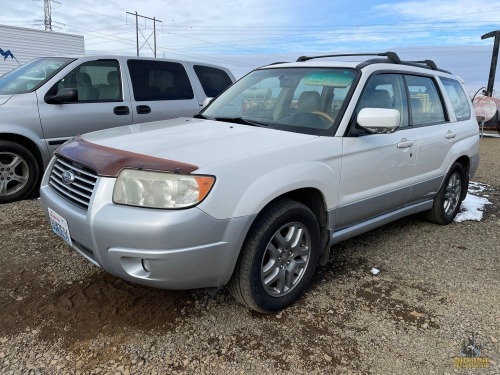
[0,138,499,375]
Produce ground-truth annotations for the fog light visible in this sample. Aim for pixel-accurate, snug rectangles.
[141,259,151,272]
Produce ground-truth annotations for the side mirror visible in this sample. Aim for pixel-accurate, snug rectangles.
[45,88,78,104]
[357,108,400,134]
[202,97,213,108]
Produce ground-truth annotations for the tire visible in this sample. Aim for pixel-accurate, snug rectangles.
[229,199,321,313]
[0,141,39,204]
[425,162,466,225]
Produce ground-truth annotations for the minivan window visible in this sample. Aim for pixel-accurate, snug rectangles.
[52,59,121,102]
[193,65,233,97]
[405,75,446,126]
[439,77,471,121]
[127,60,194,101]
[0,57,73,95]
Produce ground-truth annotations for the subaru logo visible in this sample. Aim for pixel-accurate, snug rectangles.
[62,170,76,185]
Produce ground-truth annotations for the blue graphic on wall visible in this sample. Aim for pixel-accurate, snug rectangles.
[0,48,18,62]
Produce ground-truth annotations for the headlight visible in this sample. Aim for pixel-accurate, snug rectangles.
[113,169,215,209]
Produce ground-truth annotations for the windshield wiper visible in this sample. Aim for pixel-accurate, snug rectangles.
[214,117,269,127]
[193,113,209,119]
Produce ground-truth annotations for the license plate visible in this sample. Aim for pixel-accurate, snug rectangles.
[48,208,72,247]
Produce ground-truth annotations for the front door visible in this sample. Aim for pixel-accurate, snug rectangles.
[37,58,132,154]
[337,73,416,229]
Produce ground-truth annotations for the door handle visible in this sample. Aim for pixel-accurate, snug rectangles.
[113,106,130,115]
[136,105,151,114]
[397,138,414,148]
[445,131,457,139]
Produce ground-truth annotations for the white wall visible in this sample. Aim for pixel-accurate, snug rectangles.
[0,24,84,75]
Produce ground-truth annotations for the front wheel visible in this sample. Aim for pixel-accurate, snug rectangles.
[229,199,321,313]
[0,141,39,204]
[425,162,466,225]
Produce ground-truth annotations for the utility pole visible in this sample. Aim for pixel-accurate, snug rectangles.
[126,11,162,57]
[482,30,500,98]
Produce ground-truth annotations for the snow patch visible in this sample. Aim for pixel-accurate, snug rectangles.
[454,182,492,223]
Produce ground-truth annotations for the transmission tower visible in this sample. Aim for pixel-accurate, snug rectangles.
[44,0,52,31]
[33,0,63,31]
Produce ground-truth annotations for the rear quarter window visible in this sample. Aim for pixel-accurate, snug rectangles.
[439,77,471,121]
[193,65,233,97]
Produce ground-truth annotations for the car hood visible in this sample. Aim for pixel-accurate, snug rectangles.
[82,117,317,168]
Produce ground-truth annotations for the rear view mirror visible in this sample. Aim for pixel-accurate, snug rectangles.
[357,108,400,134]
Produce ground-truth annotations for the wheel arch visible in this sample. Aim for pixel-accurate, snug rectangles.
[239,187,331,270]
[0,133,45,173]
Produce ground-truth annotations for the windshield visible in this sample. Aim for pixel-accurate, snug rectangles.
[0,57,74,95]
[201,67,358,135]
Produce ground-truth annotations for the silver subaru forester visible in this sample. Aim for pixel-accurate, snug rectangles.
[40,52,480,313]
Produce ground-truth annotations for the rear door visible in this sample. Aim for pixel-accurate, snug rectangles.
[38,58,132,153]
[337,73,416,229]
[126,59,199,123]
[404,74,458,203]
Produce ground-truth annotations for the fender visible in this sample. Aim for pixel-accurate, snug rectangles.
[199,159,341,220]
[0,124,50,167]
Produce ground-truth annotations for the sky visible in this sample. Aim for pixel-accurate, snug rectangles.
[0,0,499,94]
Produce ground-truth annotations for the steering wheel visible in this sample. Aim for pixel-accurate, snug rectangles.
[280,112,334,128]
[312,111,335,124]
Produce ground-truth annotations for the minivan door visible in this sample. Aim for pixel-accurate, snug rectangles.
[38,58,132,154]
[126,59,200,123]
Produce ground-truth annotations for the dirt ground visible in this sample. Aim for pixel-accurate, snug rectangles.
[0,137,499,374]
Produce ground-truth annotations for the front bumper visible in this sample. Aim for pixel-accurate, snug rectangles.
[40,171,254,290]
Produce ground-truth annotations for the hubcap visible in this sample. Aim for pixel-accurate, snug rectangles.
[0,152,29,197]
[443,172,461,215]
[260,222,311,297]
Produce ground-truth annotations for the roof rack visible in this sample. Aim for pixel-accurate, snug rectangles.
[296,51,401,63]
[295,51,451,73]
[410,60,438,70]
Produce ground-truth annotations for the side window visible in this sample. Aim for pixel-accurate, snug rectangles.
[193,65,232,97]
[405,75,446,126]
[127,60,194,101]
[54,60,121,102]
[439,77,471,121]
[356,74,408,128]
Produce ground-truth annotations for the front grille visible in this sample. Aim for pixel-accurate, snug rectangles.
[49,157,98,210]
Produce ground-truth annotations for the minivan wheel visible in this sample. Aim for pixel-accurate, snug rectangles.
[425,162,466,225]
[0,141,39,204]
[229,199,321,313]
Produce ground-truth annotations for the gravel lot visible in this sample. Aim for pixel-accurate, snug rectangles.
[0,137,499,374]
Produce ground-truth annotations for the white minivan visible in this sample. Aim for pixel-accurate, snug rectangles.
[0,55,235,203]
